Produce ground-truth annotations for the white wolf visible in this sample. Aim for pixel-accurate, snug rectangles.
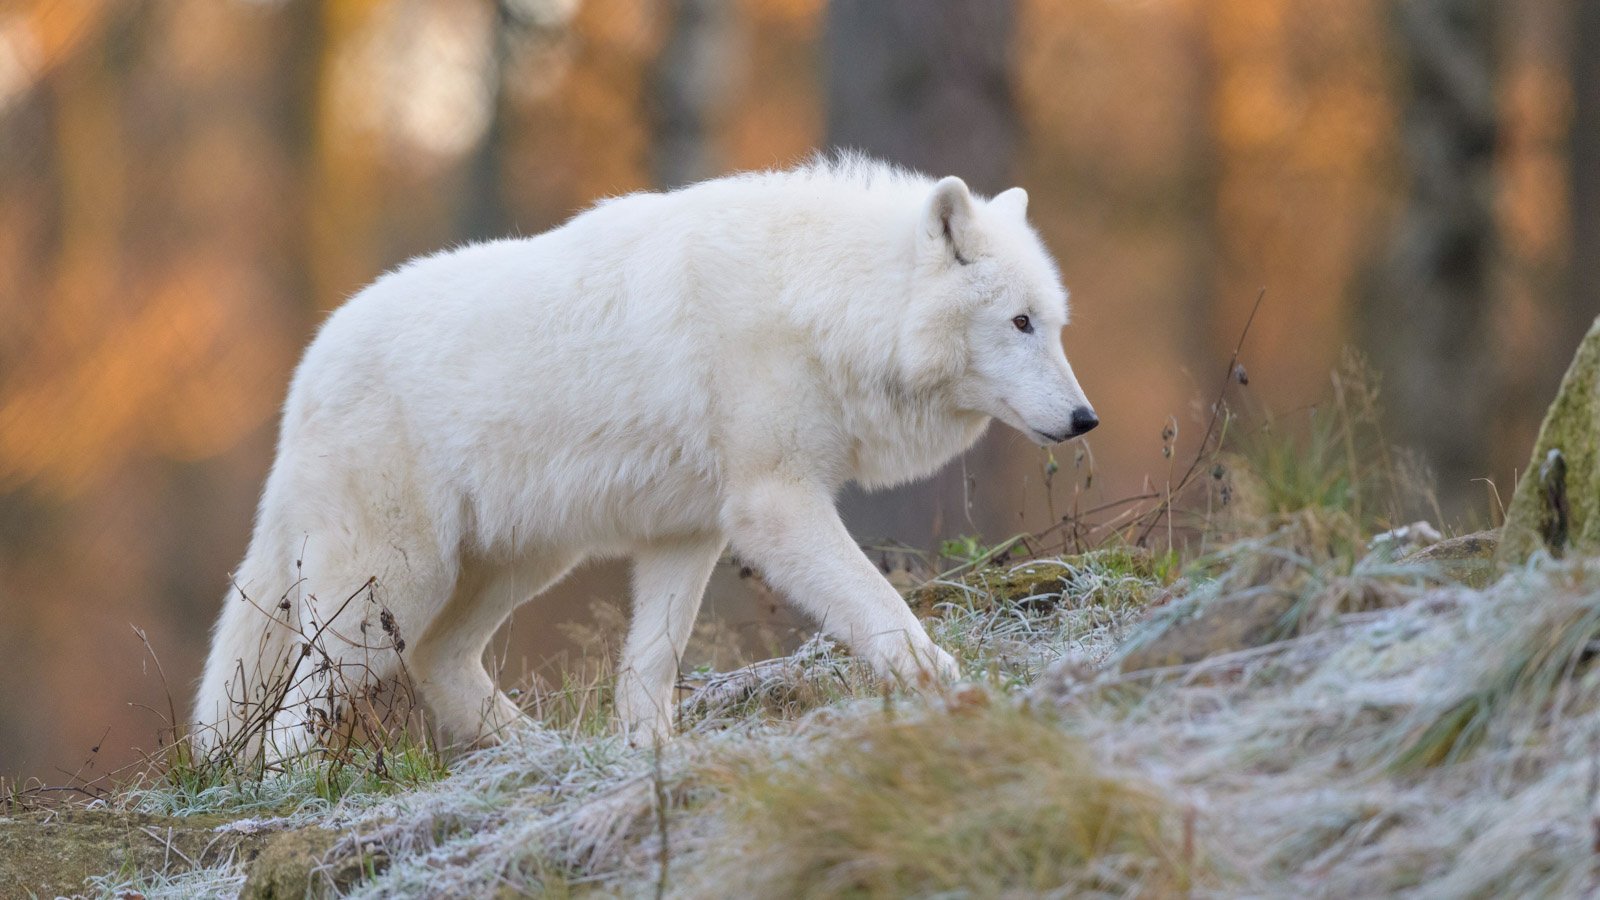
[193,157,1096,754]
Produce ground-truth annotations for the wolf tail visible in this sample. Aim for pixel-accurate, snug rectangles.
[190,540,304,761]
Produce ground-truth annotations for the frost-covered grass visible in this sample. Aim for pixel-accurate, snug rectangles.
[58,526,1600,898]
[86,860,250,900]
[117,737,449,820]
[1060,552,1600,897]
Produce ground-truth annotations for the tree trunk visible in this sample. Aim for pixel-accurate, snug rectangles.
[1570,0,1600,359]
[1368,0,1498,516]
[458,0,514,241]
[824,0,1018,551]
[652,0,736,189]
[825,0,1016,194]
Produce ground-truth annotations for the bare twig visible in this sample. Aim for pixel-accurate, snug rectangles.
[1135,288,1266,545]
[652,739,670,900]
[138,824,198,870]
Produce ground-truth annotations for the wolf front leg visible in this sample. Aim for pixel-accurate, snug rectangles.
[616,534,726,744]
[724,478,959,686]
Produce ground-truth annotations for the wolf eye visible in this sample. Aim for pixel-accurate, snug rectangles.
[1012,315,1033,334]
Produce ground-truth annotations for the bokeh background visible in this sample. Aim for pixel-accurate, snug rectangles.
[0,0,1591,785]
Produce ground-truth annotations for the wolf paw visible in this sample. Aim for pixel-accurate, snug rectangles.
[874,637,961,688]
[621,714,675,748]
[616,672,677,746]
[919,645,962,685]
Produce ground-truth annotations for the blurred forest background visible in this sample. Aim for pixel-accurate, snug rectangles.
[0,0,1593,785]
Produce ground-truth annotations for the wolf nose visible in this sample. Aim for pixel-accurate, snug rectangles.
[1069,407,1099,437]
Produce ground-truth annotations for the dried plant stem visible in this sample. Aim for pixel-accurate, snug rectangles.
[1135,287,1266,545]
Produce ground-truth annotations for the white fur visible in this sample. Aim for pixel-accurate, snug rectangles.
[193,156,1094,753]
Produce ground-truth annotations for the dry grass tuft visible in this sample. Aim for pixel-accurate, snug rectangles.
[1391,557,1600,771]
[700,702,1201,899]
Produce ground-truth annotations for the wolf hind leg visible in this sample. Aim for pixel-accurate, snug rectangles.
[221,521,456,765]
[261,571,426,763]
[410,549,581,747]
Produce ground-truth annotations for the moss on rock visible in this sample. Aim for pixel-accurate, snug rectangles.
[1403,530,1499,588]
[0,804,385,899]
[240,826,374,899]
[1500,316,1600,563]
[0,808,263,897]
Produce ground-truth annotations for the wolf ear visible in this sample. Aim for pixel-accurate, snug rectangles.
[924,176,978,265]
[990,187,1028,219]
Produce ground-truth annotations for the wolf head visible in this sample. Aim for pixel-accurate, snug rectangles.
[904,176,1097,446]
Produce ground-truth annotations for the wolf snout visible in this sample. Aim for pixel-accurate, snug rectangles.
[1069,406,1099,436]
[1039,406,1098,443]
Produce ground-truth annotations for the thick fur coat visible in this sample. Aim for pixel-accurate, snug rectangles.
[194,157,1096,754]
